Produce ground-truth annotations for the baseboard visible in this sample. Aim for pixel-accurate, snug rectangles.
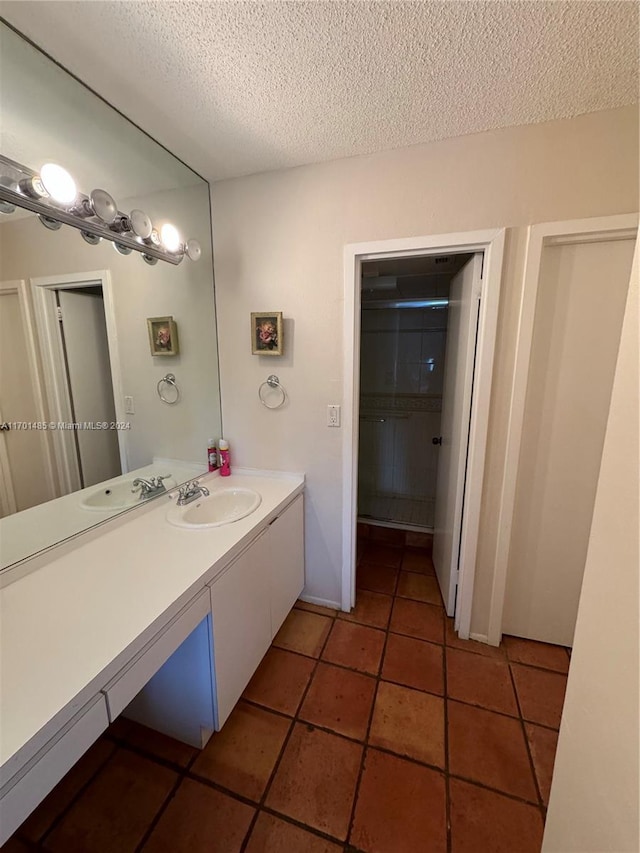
[470,632,495,646]
[299,594,341,612]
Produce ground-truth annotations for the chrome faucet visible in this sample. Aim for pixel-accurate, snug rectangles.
[176,480,210,506]
[131,475,172,499]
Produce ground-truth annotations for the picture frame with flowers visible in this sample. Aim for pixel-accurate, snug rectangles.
[147,316,179,356]
[251,312,283,356]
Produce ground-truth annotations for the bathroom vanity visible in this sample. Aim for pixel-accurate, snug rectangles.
[0,470,305,844]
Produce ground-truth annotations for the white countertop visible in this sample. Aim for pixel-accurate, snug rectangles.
[0,469,304,779]
[0,458,205,570]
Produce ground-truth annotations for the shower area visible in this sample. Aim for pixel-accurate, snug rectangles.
[357,253,471,531]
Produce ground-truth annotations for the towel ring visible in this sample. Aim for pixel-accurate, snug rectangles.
[157,373,180,405]
[258,374,286,409]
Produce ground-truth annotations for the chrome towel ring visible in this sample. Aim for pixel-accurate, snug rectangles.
[157,373,180,405]
[259,374,286,409]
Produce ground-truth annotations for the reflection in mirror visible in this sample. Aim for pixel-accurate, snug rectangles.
[0,23,222,571]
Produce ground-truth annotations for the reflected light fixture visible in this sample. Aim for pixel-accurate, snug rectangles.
[0,154,202,266]
[160,223,181,253]
[0,176,16,214]
[129,208,152,240]
[38,214,62,231]
[40,163,77,205]
[81,231,102,245]
[185,239,202,261]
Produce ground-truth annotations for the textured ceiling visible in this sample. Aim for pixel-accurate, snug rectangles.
[1,1,638,182]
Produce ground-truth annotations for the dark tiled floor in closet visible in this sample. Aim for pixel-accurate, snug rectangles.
[5,525,570,853]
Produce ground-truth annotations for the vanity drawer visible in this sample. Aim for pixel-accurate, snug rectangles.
[102,588,210,720]
[0,694,109,846]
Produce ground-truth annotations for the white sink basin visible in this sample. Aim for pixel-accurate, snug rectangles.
[167,487,262,529]
[80,480,145,511]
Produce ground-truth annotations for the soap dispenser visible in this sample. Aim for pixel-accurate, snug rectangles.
[218,439,231,476]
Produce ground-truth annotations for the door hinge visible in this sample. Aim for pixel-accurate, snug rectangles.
[56,306,63,322]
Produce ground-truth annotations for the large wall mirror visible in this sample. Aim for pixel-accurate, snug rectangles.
[0,22,222,570]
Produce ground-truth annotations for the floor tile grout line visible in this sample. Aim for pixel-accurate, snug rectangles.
[135,773,185,853]
[443,609,453,853]
[238,607,341,852]
[506,659,547,817]
[507,658,571,676]
[19,739,119,849]
[133,728,211,852]
[344,559,401,847]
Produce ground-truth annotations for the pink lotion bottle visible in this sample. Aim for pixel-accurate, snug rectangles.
[218,439,231,476]
[207,438,218,472]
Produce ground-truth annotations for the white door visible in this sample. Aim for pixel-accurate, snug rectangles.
[57,289,121,487]
[503,234,635,646]
[433,253,483,615]
[0,280,55,514]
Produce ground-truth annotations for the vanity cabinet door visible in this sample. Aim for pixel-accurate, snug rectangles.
[209,531,271,729]
[267,494,305,636]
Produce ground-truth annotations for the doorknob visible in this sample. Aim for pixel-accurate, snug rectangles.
[432,436,442,445]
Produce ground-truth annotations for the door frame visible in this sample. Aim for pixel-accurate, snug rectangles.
[342,228,506,639]
[0,278,57,510]
[30,270,128,493]
[488,213,638,646]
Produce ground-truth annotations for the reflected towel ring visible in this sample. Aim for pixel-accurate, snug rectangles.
[258,374,286,409]
[157,373,180,405]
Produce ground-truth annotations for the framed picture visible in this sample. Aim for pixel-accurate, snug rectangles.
[147,316,179,356]
[251,312,283,356]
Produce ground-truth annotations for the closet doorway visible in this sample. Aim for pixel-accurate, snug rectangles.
[343,229,506,638]
[358,250,483,616]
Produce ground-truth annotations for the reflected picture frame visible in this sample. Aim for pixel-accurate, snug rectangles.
[147,316,179,356]
[251,311,283,356]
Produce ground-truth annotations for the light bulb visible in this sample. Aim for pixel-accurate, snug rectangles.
[40,163,77,205]
[160,223,181,253]
[90,188,118,224]
[185,239,202,261]
[130,209,152,239]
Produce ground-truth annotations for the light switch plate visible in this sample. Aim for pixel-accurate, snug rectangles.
[327,404,341,427]
[124,396,134,414]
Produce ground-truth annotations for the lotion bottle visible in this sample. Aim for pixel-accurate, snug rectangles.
[218,439,231,476]
[207,438,218,472]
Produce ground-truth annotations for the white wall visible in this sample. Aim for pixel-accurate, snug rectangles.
[211,105,638,616]
[0,183,221,474]
[542,243,638,851]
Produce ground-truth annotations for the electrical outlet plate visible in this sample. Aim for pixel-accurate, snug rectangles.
[327,404,341,427]
[124,396,134,414]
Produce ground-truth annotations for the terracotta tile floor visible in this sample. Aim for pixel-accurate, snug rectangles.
[5,528,570,853]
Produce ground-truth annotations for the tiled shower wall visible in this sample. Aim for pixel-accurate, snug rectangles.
[358,307,448,527]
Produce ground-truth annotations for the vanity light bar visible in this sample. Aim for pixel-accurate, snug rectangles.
[0,155,201,266]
